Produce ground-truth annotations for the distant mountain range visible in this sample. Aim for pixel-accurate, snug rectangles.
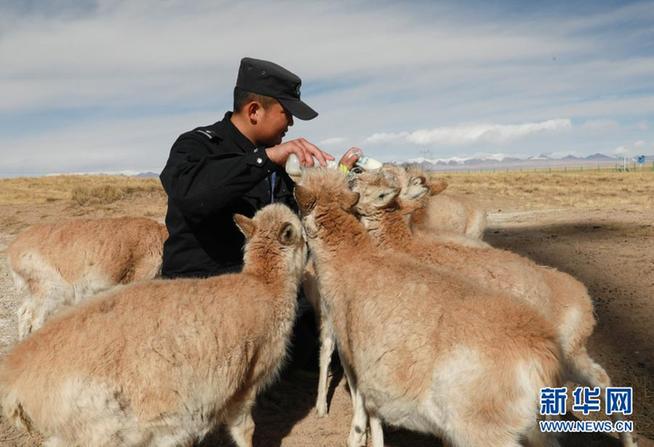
[35,153,651,178]
[405,153,652,171]
[134,171,159,178]
[44,170,160,178]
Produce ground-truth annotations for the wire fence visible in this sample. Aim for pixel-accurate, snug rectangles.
[426,162,654,175]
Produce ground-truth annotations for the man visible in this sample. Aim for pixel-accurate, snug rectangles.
[160,57,358,278]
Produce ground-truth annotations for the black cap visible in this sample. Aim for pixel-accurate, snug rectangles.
[236,57,318,121]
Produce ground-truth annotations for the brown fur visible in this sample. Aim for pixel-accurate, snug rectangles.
[0,204,307,447]
[384,165,487,239]
[297,169,561,447]
[352,170,638,447]
[7,217,168,338]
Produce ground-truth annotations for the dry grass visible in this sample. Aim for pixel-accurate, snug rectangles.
[1,170,653,211]
[0,176,166,235]
[430,170,654,211]
[0,175,164,206]
[71,183,162,206]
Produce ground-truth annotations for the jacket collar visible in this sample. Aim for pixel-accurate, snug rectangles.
[211,112,257,154]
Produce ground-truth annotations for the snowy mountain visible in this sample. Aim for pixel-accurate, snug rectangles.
[403,152,636,171]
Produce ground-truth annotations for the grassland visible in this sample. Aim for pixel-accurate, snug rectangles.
[0,175,167,235]
[1,169,652,210]
[0,175,164,205]
[432,169,654,211]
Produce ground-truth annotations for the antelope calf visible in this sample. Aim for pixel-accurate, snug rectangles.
[296,169,562,447]
[384,165,487,241]
[0,204,307,447]
[7,217,168,338]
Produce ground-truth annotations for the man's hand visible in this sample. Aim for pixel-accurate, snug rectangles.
[266,138,334,167]
[338,147,363,170]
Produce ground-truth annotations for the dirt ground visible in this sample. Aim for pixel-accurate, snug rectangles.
[0,172,652,446]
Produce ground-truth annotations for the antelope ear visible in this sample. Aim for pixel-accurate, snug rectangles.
[278,222,297,246]
[294,185,316,215]
[409,175,427,187]
[233,214,256,240]
[342,191,360,210]
[376,187,400,208]
[429,179,448,195]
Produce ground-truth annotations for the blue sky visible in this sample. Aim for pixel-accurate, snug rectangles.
[1,0,653,176]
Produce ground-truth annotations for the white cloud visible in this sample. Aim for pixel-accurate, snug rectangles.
[1,1,654,174]
[365,119,571,146]
[0,0,599,113]
[365,132,409,145]
[319,137,347,146]
[634,140,646,147]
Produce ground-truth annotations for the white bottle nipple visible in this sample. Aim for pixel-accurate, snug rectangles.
[355,156,383,170]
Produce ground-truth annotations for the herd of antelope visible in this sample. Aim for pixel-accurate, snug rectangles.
[0,166,638,447]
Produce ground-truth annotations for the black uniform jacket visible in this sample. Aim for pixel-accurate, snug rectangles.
[160,112,297,278]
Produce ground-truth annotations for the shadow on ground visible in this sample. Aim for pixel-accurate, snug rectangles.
[199,367,634,446]
[486,221,653,441]
[485,221,653,379]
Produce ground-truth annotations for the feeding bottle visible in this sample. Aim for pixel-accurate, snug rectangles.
[285,152,382,176]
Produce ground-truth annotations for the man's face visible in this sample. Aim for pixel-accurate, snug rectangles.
[256,102,294,146]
